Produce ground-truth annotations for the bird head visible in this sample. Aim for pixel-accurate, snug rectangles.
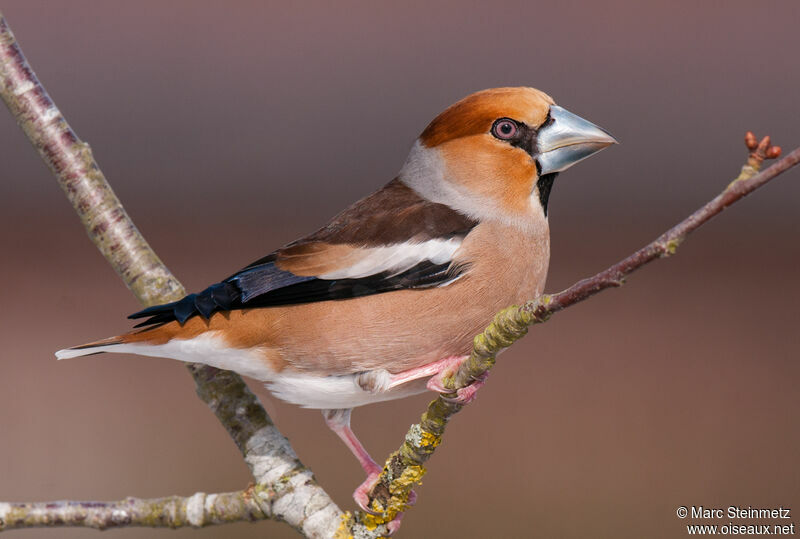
[399,87,616,226]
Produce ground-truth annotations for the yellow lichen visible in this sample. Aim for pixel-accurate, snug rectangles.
[392,465,425,491]
[419,430,441,449]
[334,511,356,539]
[360,511,388,531]
[665,238,682,255]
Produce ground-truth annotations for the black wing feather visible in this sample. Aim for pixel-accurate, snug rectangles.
[128,178,478,328]
[232,261,317,302]
[128,258,465,328]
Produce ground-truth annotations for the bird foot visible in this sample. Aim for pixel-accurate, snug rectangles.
[385,511,407,535]
[354,356,488,403]
[426,356,488,404]
[353,473,416,535]
[353,470,382,513]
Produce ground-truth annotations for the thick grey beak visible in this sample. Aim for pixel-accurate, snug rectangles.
[536,105,617,174]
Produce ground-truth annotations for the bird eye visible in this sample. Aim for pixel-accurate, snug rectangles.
[491,119,518,140]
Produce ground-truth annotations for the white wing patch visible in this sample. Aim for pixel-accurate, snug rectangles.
[318,238,463,280]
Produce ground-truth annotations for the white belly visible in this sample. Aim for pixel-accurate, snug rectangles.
[266,372,429,409]
[65,331,431,409]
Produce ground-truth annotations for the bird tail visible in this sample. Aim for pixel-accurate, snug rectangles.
[55,336,126,359]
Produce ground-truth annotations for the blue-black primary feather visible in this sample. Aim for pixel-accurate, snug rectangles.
[127,257,464,328]
[127,178,478,328]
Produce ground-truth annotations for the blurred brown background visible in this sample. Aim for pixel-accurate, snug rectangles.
[0,1,798,538]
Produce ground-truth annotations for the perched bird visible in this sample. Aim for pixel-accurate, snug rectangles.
[57,87,615,511]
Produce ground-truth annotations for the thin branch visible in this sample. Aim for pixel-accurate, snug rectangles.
[0,15,180,306]
[0,11,343,538]
[521,139,798,327]
[343,137,799,533]
[0,489,271,531]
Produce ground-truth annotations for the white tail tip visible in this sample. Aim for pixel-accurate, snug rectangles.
[56,347,109,360]
[56,349,84,360]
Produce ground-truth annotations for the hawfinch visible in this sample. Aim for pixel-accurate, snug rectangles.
[57,87,616,510]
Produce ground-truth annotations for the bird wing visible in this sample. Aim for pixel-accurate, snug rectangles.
[128,179,478,327]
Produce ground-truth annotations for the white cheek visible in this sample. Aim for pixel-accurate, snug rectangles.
[399,139,546,232]
[399,141,459,204]
[399,140,495,222]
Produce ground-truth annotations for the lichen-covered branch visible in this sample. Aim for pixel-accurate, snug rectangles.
[341,136,799,535]
[0,10,342,538]
[0,489,272,531]
[187,364,343,538]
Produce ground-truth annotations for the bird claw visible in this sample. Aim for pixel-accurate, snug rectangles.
[353,473,416,535]
[426,356,488,404]
[382,495,416,535]
[385,512,406,535]
[353,471,382,513]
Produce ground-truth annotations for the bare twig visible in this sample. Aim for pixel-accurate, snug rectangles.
[0,11,342,538]
[0,16,180,306]
[345,136,798,533]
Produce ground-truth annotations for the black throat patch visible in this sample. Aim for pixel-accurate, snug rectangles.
[536,173,558,216]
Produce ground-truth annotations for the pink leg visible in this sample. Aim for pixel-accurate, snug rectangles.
[362,355,486,404]
[322,409,383,512]
[387,357,460,389]
[384,355,471,389]
[322,409,414,533]
[424,355,488,404]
